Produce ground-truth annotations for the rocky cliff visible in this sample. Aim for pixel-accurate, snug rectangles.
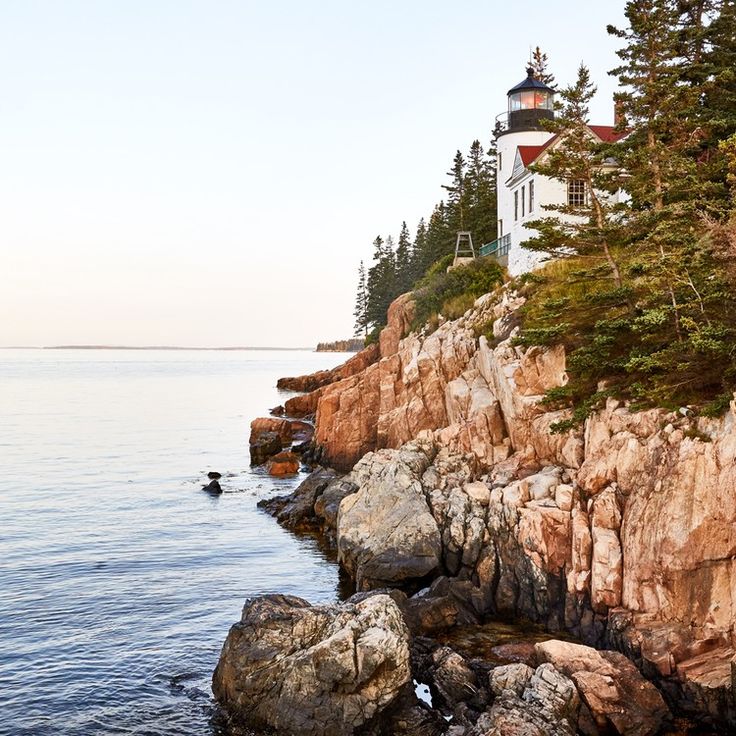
[270,287,736,728]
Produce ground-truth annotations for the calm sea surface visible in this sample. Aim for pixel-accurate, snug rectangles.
[0,349,346,736]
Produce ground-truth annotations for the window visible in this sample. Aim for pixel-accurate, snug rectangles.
[514,191,519,221]
[498,153,502,172]
[529,181,534,212]
[521,185,526,217]
[568,179,586,206]
[498,219,503,237]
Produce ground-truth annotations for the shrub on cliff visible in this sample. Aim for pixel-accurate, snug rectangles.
[412,256,504,330]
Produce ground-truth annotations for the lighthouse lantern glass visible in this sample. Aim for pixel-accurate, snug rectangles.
[508,90,553,113]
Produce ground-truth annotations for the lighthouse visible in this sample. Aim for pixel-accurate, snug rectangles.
[489,67,625,275]
[494,67,557,274]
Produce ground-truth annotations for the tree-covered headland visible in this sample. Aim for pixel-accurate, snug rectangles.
[354,0,736,422]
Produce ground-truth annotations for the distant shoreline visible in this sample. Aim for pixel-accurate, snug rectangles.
[1,345,315,352]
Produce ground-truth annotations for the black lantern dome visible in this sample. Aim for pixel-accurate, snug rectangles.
[506,66,555,132]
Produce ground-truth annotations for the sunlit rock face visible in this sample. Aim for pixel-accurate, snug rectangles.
[283,287,736,724]
[212,593,411,736]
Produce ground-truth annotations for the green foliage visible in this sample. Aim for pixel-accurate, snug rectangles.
[364,325,381,346]
[412,257,504,329]
[517,246,736,424]
[356,138,498,332]
[513,1,736,426]
[352,261,368,338]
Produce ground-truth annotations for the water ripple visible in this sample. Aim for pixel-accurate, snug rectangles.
[0,349,346,735]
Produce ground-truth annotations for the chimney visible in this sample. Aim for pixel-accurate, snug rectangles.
[614,94,626,129]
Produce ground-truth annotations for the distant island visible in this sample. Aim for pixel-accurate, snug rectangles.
[315,339,364,352]
[39,345,312,351]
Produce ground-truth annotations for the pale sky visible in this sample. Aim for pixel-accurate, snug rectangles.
[1,0,625,347]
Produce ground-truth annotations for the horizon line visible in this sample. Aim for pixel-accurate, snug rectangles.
[0,345,317,351]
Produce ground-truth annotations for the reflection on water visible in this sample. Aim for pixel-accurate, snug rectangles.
[0,349,344,735]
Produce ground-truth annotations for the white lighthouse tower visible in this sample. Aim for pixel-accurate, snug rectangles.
[493,67,557,274]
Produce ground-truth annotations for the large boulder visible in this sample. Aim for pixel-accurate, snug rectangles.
[213,593,411,736]
[535,639,669,736]
[472,663,579,736]
[337,441,442,590]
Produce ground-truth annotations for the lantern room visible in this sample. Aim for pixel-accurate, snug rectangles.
[507,66,555,132]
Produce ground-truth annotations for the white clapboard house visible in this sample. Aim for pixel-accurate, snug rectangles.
[481,67,626,275]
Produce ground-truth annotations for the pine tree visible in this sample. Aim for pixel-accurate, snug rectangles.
[464,139,498,247]
[410,218,428,281]
[395,221,412,293]
[353,261,368,338]
[608,0,700,211]
[608,0,719,342]
[443,151,467,232]
[365,235,397,329]
[425,202,452,265]
[523,64,626,288]
[531,46,556,88]
[696,0,736,215]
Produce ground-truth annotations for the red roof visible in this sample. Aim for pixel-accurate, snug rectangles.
[517,145,547,166]
[516,125,627,169]
[588,125,627,143]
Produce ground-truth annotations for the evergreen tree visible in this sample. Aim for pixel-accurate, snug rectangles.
[425,202,452,265]
[696,0,736,215]
[465,139,498,247]
[352,261,368,338]
[410,218,427,281]
[524,64,626,287]
[395,221,412,293]
[365,236,390,329]
[443,151,468,232]
[608,0,709,339]
[531,46,556,87]
[608,0,700,211]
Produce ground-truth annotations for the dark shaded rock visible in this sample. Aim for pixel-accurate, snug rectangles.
[314,477,358,531]
[404,593,460,635]
[212,593,411,736]
[266,451,300,477]
[250,431,283,465]
[258,468,338,530]
[489,642,537,667]
[431,647,482,711]
[203,479,222,494]
[207,471,222,480]
[270,405,285,416]
[291,440,311,455]
[365,685,447,736]
[427,577,484,623]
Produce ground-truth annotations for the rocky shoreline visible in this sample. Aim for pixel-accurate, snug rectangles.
[215,287,736,735]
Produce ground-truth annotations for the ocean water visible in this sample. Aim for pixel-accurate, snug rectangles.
[0,349,346,736]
